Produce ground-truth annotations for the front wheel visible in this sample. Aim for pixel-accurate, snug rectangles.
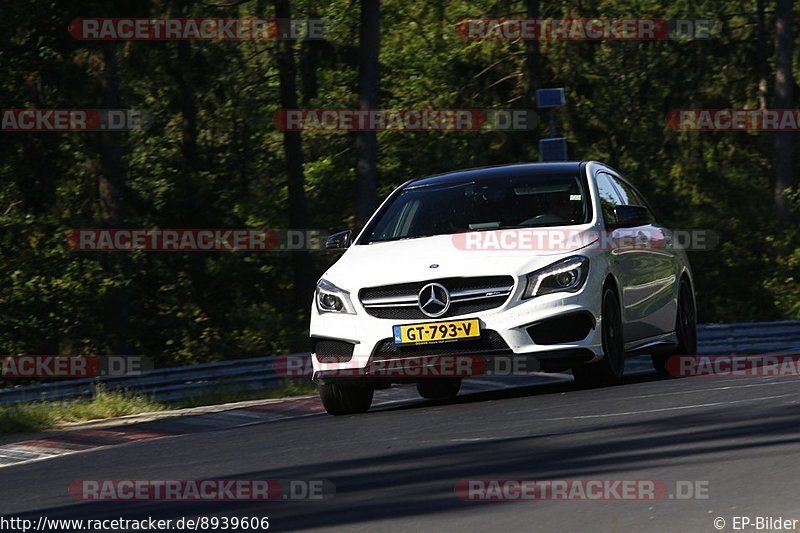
[652,279,697,374]
[319,383,374,415]
[572,287,625,387]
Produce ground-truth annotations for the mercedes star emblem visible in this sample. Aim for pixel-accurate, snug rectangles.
[418,282,450,318]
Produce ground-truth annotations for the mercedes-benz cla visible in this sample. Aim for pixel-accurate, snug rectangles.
[310,161,696,415]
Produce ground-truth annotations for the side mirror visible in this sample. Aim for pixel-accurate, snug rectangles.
[611,205,650,228]
[325,230,353,250]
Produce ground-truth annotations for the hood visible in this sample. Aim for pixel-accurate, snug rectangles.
[322,225,598,290]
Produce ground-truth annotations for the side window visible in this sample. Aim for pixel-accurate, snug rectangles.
[611,177,655,223]
[595,172,623,224]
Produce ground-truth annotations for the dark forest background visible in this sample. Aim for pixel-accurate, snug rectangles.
[0,0,797,367]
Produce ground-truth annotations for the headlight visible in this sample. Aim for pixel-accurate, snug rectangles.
[315,279,357,314]
[522,256,589,299]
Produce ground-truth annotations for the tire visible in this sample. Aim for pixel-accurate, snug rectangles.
[572,287,625,387]
[319,383,374,415]
[416,378,462,400]
[652,279,697,374]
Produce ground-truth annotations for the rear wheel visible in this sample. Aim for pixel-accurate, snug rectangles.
[319,383,374,415]
[417,378,462,400]
[652,279,696,374]
[572,287,625,387]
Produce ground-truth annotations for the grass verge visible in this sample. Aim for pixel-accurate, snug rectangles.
[0,380,318,437]
[171,380,317,409]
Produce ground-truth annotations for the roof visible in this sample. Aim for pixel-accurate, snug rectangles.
[407,162,586,188]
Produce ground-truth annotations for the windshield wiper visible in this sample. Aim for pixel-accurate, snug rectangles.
[370,233,439,243]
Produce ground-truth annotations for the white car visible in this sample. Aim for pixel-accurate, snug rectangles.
[310,161,696,415]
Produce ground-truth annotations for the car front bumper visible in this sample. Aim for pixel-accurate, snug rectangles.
[309,280,605,384]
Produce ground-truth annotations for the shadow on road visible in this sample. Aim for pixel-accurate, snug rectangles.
[11,371,798,531]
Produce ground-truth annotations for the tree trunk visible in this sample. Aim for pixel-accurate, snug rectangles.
[756,0,769,110]
[176,40,200,173]
[299,12,321,107]
[275,0,313,326]
[774,0,794,223]
[355,0,380,229]
[523,0,540,108]
[99,42,130,355]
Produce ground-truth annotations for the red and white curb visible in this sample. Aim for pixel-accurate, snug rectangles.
[0,428,170,467]
[0,397,324,469]
[0,374,575,469]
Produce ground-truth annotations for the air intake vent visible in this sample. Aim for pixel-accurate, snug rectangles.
[314,339,356,363]
[527,313,595,345]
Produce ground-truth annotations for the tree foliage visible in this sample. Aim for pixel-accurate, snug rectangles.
[0,0,797,366]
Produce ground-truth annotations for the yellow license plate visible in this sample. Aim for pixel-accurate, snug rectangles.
[393,319,480,345]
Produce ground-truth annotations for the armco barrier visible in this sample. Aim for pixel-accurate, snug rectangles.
[0,321,798,405]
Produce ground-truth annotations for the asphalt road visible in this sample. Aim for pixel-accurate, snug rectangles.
[4,364,800,533]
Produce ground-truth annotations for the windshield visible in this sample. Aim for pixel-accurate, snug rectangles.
[364,172,590,243]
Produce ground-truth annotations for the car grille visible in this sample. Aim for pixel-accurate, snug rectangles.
[372,330,510,357]
[359,276,515,319]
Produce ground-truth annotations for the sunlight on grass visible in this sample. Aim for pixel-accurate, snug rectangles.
[172,380,318,409]
[0,380,317,436]
[0,386,165,435]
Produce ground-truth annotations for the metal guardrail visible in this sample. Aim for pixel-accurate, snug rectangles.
[0,355,298,405]
[696,321,800,355]
[0,321,798,406]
